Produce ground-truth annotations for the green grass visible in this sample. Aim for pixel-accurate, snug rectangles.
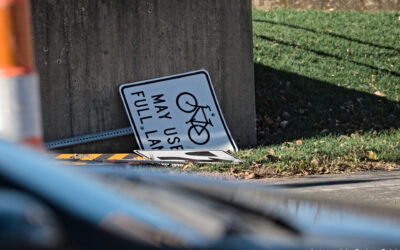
[253,9,400,100]
[192,9,400,178]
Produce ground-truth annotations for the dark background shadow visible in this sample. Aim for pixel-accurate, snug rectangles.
[255,63,400,145]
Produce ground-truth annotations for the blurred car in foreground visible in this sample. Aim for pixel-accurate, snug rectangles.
[1,140,400,249]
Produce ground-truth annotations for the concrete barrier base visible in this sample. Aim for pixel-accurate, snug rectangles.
[32,0,256,152]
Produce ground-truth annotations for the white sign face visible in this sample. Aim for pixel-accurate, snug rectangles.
[119,70,237,151]
[135,150,242,164]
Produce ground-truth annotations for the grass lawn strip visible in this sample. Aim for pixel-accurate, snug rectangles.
[184,130,400,179]
[184,9,400,178]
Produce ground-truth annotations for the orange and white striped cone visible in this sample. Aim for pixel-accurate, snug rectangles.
[0,0,43,149]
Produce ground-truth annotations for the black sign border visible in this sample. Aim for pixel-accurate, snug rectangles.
[119,70,237,151]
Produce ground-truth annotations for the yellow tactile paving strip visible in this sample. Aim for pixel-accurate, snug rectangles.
[55,153,139,162]
[107,153,129,160]
[56,154,76,160]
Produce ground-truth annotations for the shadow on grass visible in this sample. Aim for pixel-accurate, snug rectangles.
[253,19,400,53]
[254,34,400,78]
[255,63,400,145]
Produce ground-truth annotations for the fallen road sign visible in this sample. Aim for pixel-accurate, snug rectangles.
[54,151,241,165]
[135,150,242,164]
[119,70,238,152]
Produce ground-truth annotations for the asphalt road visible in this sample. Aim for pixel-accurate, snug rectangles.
[258,170,400,209]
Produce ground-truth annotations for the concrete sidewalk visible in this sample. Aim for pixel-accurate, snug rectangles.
[260,170,400,209]
[76,163,400,209]
[152,168,400,209]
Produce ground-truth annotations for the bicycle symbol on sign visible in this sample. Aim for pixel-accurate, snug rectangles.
[176,92,214,145]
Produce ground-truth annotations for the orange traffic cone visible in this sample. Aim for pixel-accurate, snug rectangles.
[0,0,43,149]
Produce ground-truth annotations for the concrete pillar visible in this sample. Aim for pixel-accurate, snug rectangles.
[32,0,256,152]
